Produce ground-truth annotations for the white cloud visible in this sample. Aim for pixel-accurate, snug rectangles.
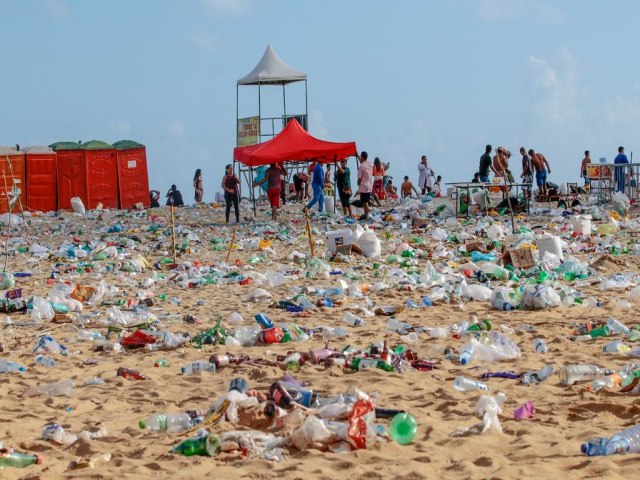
[107,121,131,136]
[308,109,329,140]
[167,121,189,149]
[202,0,251,16]
[189,31,220,51]
[47,0,69,17]
[526,47,580,126]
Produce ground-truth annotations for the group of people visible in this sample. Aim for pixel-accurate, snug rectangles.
[475,144,551,198]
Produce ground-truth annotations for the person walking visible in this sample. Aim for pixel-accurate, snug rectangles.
[221,164,240,223]
[614,146,629,193]
[357,151,373,220]
[401,176,419,198]
[335,158,353,218]
[478,145,492,183]
[305,162,326,213]
[255,162,287,221]
[193,169,204,203]
[372,157,386,200]
[520,147,533,199]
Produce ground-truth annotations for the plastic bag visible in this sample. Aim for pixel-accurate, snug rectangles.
[346,399,376,450]
[245,288,273,303]
[476,393,506,433]
[520,285,561,310]
[30,296,55,322]
[357,228,381,258]
[71,197,86,214]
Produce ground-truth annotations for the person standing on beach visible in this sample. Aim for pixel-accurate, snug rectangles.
[417,155,434,194]
[255,162,287,221]
[493,147,509,198]
[357,151,373,220]
[478,145,492,183]
[193,169,204,203]
[529,149,551,197]
[305,162,326,213]
[401,176,419,198]
[221,164,240,223]
[580,150,592,186]
[372,157,386,200]
[614,146,629,193]
[335,158,353,218]
[520,147,533,199]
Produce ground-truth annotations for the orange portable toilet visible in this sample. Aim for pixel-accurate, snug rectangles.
[51,141,87,210]
[113,140,150,209]
[0,146,26,214]
[24,146,57,212]
[82,140,118,209]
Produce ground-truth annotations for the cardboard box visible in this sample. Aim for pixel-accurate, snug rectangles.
[506,247,536,269]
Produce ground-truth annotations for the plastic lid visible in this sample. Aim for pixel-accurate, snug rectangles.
[18,366,27,372]
[139,420,146,429]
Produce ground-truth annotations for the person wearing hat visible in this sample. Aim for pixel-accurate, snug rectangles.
[221,164,240,223]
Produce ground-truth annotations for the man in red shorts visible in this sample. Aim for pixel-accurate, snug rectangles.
[256,163,287,221]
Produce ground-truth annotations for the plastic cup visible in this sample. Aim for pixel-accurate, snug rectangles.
[389,413,417,445]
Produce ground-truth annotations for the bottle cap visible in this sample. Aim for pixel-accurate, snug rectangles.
[139,420,146,429]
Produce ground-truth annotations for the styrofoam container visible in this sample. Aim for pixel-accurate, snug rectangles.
[327,229,352,253]
[536,234,563,261]
[571,215,592,235]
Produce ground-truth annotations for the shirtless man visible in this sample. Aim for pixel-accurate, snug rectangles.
[401,176,419,198]
[492,147,509,198]
[529,148,551,197]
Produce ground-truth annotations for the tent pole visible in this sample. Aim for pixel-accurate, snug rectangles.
[236,84,241,198]
[258,83,262,140]
[283,83,287,126]
[333,157,337,214]
[304,79,308,130]
[249,166,256,216]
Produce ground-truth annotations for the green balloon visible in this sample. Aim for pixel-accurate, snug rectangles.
[389,413,417,445]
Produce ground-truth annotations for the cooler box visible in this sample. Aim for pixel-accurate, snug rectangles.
[83,140,118,209]
[51,141,87,210]
[25,146,57,212]
[113,140,150,209]
[0,147,26,214]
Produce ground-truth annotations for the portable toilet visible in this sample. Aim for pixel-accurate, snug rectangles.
[82,140,118,209]
[0,146,26,214]
[50,141,87,210]
[113,140,150,209]
[24,146,57,212]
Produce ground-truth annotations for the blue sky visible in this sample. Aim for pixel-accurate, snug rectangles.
[1,0,639,201]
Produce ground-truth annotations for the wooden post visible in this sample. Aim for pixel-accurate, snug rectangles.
[170,206,177,264]
[305,209,315,257]
[225,224,238,264]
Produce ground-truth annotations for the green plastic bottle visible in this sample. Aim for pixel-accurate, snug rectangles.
[0,452,43,468]
[467,319,492,332]
[171,434,220,457]
[389,413,417,445]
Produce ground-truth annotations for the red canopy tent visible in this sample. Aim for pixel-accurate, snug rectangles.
[233,118,357,214]
[233,118,357,166]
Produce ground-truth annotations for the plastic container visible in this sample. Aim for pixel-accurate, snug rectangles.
[533,338,548,354]
[327,229,353,253]
[571,215,592,235]
[536,234,563,261]
[324,195,335,212]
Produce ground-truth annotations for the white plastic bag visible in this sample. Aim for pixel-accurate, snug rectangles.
[357,227,381,258]
[71,197,86,215]
[476,392,506,433]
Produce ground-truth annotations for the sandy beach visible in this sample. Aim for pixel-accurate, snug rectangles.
[1,197,640,480]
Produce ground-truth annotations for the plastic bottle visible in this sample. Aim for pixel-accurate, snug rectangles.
[453,376,490,392]
[0,359,27,373]
[604,425,640,455]
[421,297,433,307]
[344,312,365,326]
[171,433,220,457]
[257,327,284,344]
[559,364,615,385]
[181,361,216,375]
[491,297,516,311]
[521,366,555,385]
[607,318,630,335]
[533,338,548,354]
[35,355,56,368]
[23,379,75,397]
[0,452,43,468]
[581,437,609,456]
[117,367,147,380]
[467,319,492,332]
[389,413,417,445]
[387,317,411,333]
[140,411,203,432]
[255,313,273,329]
[602,340,630,354]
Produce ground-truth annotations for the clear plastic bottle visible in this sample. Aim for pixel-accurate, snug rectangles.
[521,365,555,385]
[181,361,216,375]
[35,355,56,368]
[386,318,410,333]
[0,359,27,373]
[559,364,614,385]
[604,425,640,455]
[139,411,203,432]
[607,318,630,335]
[453,376,489,392]
[533,338,548,353]
[459,345,475,365]
[344,312,365,326]
[581,437,609,456]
